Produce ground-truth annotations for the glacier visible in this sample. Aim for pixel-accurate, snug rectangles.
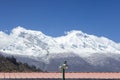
[0,26,120,72]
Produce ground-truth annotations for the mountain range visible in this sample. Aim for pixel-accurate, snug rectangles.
[0,26,120,72]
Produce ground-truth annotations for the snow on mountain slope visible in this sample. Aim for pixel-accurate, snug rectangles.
[56,30,120,55]
[1,27,120,56]
[0,26,120,72]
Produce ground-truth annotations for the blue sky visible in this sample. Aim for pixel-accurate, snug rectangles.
[0,0,120,42]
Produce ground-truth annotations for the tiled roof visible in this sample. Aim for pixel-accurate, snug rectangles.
[0,72,120,79]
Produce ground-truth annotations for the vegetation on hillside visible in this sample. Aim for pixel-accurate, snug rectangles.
[0,55,42,72]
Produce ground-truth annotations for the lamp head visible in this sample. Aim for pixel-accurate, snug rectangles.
[59,61,68,70]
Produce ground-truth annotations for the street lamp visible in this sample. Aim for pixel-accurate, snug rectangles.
[59,61,68,80]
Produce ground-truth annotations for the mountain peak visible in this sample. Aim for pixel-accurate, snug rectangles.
[65,30,89,39]
[11,27,45,37]
[11,26,27,36]
[12,26,26,32]
[66,30,84,35]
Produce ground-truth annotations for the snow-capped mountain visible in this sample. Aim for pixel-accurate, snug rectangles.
[1,26,120,72]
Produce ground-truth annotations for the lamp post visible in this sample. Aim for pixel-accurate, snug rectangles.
[59,61,68,80]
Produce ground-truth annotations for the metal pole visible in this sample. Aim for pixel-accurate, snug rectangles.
[62,68,65,80]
